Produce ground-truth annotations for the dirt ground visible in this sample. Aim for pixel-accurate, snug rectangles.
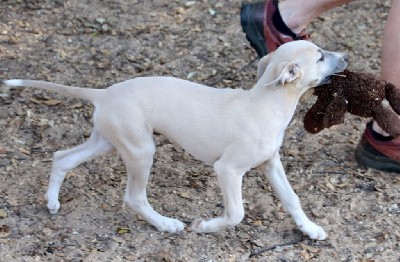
[1,0,399,261]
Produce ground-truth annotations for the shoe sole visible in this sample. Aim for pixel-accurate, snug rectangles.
[355,140,400,173]
[240,2,268,58]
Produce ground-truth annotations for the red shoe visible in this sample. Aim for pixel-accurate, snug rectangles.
[240,0,309,58]
[355,121,400,173]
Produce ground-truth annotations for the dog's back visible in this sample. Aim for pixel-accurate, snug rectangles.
[96,76,249,164]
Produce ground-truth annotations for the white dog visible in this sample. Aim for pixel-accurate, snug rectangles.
[3,40,348,240]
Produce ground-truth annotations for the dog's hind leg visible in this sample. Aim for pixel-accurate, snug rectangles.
[262,151,327,240]
[46,130,115,214]
[119,137,185,233]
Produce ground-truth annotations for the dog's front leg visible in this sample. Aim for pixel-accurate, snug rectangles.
[262,151,327,240]
[119,140,185,234]
[192,160,245,233]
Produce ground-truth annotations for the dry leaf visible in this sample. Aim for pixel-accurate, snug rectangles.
[300,249,310,261]
[29,97,61,106]
[226,256,236,262]
[18,147,30,155]
[0,225,11,237]
[44,222,58,231]
[100,202,109,210]
[29,97,43,104]
[300,243,320,253]
[0,209,7,219]
[68,102,83,109]
[176,7,186,14]
[179,192,191,199]
[43,99,61,106]
[124,255,140,261]
[0,146,7,154]
[111,237,124,243]
[325,181,335,191]
[42,227,53,235]
[253,220,262,226]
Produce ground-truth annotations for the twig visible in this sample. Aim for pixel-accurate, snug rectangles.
[332,73,346,77]
[313,171,345,175]
[249,236,304,257]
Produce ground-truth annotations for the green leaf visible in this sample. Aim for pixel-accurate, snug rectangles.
[116,227,131,235]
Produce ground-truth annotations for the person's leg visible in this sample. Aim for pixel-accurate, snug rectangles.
[355,0,400,172]
[278,0,353,34]
[380,0,400,91]
[241,0,353,57]
[371,0,400,137]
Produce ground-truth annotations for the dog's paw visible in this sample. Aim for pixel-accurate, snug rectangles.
[155,217,185,233]
[298,222,327,240]
[45,194,60,215]
[191,218,222,233]
[47,201,60,215]
[191,219,208,233]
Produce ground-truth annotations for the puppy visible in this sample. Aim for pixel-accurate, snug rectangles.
[3,40,348,240]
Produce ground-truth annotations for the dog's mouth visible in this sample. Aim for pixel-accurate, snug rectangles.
[321,71,347,85]
[319,76,332,85]
[316,71,346,89]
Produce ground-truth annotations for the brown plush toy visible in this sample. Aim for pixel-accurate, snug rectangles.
[304,69,400,137]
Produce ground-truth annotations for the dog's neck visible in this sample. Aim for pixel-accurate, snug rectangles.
[249,77,305,126]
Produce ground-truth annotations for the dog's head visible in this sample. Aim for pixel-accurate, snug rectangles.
[257,40,349,94]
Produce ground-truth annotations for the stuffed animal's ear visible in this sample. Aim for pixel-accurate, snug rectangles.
[276,62,301,85]
[257,53,274,79]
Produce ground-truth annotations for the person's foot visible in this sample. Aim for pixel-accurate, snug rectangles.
[240,0,309,58]
[355,121,400,173]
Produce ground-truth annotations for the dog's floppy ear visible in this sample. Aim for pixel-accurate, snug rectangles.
[257,53,274,79]
[276,62,301,85]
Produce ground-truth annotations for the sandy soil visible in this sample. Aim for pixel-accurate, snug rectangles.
[1,0,399,261]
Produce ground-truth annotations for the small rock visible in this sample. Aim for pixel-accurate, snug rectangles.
[185,1,196,7]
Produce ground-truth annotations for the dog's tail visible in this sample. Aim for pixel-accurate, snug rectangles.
[2,79,105,102]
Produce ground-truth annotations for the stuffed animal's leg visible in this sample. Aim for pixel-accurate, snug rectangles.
[303,96,347,134]
[373,104,400,137]
[262,151,327,240]
[385,83,400,115]
[303,104,327,134]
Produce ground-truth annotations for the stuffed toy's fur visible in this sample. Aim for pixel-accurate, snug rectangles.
[304,69,400,137]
